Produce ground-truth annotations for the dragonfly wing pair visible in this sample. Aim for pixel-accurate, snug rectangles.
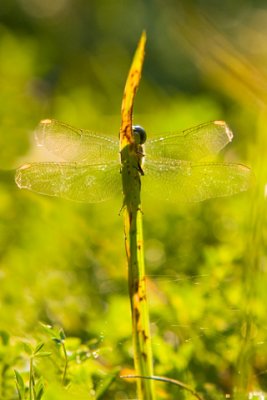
[143,120,251,202]
[16,119,121,203]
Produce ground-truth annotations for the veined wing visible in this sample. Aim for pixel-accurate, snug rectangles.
[15,162,121,203]
[143,159,252,202]
[35,119,119,163]
[146,121,233,162]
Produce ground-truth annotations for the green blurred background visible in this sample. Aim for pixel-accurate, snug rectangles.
[0,0,266,399]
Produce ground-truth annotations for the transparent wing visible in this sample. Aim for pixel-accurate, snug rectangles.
[146,121,233,161]
[35,119,119,163]
[143,160,252,202]
[15,162,121,203]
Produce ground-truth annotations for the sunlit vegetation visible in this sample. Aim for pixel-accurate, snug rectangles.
[0,1,266,399]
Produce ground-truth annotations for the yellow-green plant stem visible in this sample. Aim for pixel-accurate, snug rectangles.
[123,205,155,400]
[121,375,203,400]
[119,31,155,399]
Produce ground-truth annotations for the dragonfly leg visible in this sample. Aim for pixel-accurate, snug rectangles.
[136,162,144,176]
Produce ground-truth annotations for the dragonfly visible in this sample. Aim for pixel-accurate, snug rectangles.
[15,118,251,203]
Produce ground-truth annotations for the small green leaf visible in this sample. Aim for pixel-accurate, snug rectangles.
[14,370,25,399]
[0,330,9,345]
[34,342,44,354]
[40,322,58,338]
[59,329,66,341]
[40,322,66,344]
[23,342,33,355]
[52,338,62,345]
[39,322,52,331]
[35,378,45,400]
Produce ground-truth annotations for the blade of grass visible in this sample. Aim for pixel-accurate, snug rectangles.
[119,32,155,400]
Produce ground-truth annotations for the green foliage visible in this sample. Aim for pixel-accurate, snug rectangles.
[0,1,266,399]
[6,324,121,399]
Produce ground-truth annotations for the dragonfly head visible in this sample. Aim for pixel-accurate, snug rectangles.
[133,125,147,145]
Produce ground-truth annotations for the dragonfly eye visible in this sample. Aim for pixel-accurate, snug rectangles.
[133,125,147,144]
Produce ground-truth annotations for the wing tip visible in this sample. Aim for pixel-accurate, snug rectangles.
[214,120,233,142]
[35,119,52,146]
[234,163,254,192]
[15,164,31,189]
[40,119,52,124]
[15,171,22,188]
[225,125,234,142]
